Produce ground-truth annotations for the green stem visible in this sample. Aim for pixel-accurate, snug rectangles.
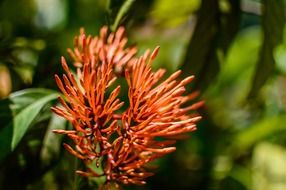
[72,157,79,190]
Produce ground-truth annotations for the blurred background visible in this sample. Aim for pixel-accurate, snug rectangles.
[1,0,286,189]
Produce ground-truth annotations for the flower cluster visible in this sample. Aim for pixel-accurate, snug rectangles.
[52,26,203,189]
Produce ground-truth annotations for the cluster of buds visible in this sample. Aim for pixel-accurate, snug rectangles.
[52,26,203,189]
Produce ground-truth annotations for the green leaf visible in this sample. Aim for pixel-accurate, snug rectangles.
[0,88,56,128]
[180,0,241,92]
[233,115,286,152]
[0,88,58,161]
[180,0,221,91]
[248,0,285,99]
[205,27,262,107]
[110,0,135,31]
[220,0,241,53]
[10,88,57,114]
[40,112,67,165]
[151,0,200,27]
[252,142,286,190]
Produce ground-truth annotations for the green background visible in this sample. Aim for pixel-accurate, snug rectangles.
[1,0,286,189]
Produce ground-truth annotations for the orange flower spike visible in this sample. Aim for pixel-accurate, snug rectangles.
[63,143,85,160]
[52,26,203,188]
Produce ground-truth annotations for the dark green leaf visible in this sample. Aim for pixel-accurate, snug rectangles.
[40,112,66,165]
[180,0,241,92]
[0,88,58,161]
[220,0,241,53]
[0,88,57,127]
[180,0,221,91]
[248,0,285,99]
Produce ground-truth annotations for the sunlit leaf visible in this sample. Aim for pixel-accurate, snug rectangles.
[252,142,286,190]
[274,27,286,74]
[151,0,200,27]
[206,27,261,102]
[234,115,286,152]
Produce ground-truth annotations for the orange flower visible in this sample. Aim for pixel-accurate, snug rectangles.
[52,26,203,189]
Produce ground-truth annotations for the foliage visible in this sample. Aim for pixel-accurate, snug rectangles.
[0,0,286,190]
